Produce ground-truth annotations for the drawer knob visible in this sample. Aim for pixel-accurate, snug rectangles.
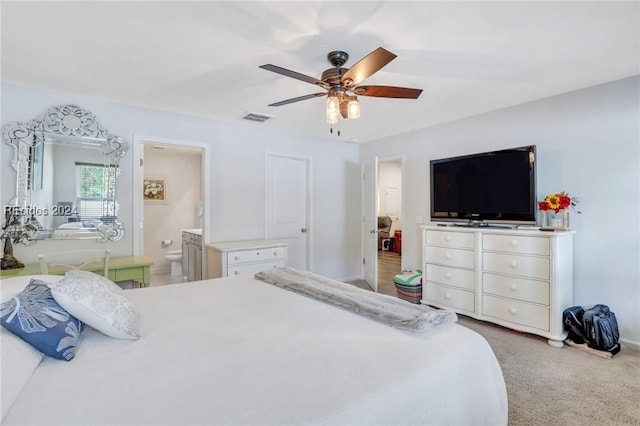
[509,307,517,315]
[445,235,452,242]
[510,240,518,247]
[234,270,240,275]
[444,272,452,279]
[444,292,451,299]
[273,251,278,256]
[234,256,240,261]
[510,284,518,291]
[445,253,452,260]
[509,261,517,269]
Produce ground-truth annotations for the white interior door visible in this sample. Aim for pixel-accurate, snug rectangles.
[266,154,309,270]
[362,159,378,291]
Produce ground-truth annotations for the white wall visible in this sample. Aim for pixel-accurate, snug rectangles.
[360,76,640,348]
[1,83,362,281]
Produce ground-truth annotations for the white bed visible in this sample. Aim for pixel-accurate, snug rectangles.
[1,273,507,425]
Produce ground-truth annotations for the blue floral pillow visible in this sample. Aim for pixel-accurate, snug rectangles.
[0,279,83,361]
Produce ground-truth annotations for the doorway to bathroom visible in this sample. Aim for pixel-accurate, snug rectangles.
[134,138,205,286]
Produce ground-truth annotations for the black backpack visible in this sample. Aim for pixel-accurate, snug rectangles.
[563,304,621,354]
[563,305,588,344]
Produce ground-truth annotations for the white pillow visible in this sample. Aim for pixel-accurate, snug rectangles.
[49,270,139,339]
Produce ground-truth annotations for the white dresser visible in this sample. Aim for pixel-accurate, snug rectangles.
[207,239,288,278]
[422,225,574,347]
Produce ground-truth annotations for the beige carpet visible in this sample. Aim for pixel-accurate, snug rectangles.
[456,315,640,425]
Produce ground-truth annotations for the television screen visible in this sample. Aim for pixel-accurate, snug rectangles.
[430,145,536,225]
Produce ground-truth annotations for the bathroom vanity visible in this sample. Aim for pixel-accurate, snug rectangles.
[182,229,203,282]
[207,239,288,278]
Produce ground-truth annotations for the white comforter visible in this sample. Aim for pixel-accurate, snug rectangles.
[2,274,507,425]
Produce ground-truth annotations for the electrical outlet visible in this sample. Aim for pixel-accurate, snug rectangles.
[415,215,423,224]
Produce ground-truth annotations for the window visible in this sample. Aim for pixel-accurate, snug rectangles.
[75,162,116,221]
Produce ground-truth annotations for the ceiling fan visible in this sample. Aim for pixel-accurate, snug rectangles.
[259,47,422,129]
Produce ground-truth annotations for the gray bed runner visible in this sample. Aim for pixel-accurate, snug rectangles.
[254,267,457,332]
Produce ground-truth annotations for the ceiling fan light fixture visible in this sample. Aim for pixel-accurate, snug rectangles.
[347,96,360,119]
[326,93,340,124]
[260,47,422,132]
[326,110,339,124]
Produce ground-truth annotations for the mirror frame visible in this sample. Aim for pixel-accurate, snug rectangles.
[2,104,128,242]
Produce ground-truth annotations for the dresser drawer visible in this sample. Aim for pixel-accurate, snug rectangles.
[228,260,286,276]
[483,234,549,256]
[424,283,475,312]
[482,294,549,331]
[483,273,549,305]
[426,264,475,290]
[227,247,286,265]
[482,252,549,280]
[425,246,474,269]
[426,230,475,249]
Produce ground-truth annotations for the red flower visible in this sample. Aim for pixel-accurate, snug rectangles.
[558,195,571,210]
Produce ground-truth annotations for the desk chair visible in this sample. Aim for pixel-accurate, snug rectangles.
[38,249,111,277]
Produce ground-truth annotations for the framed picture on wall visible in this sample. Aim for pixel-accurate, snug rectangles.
[143,177,167,203]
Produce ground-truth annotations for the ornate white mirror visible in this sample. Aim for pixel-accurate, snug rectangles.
[2,104,128,243]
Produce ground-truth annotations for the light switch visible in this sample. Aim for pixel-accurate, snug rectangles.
[415,215,423,224]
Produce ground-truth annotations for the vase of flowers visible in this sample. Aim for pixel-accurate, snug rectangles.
[538,191,580,230]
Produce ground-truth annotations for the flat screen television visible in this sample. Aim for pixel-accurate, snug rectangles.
[430,145,537,226]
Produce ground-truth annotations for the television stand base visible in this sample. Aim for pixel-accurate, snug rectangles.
[452,222,518,229]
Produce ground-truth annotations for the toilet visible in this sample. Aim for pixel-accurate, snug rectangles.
[164,250,183,276]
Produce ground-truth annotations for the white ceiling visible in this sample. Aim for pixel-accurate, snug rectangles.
[2,1,638,143]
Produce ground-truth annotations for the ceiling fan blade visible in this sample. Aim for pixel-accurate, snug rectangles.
[354,85,423,99]
[268,92,327,107]
[259,64,329,89]
[340,47,397,87]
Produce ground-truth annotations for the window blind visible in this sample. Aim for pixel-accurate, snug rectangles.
[75,162,109,221]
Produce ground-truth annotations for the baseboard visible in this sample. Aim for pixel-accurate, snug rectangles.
[338,275,363,283]
[619,337,640,351]
[151,265,171,275]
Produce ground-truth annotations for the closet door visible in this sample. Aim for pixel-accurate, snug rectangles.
[265,154,309,270]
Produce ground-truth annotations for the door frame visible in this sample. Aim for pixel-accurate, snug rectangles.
[264,151,312,271]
